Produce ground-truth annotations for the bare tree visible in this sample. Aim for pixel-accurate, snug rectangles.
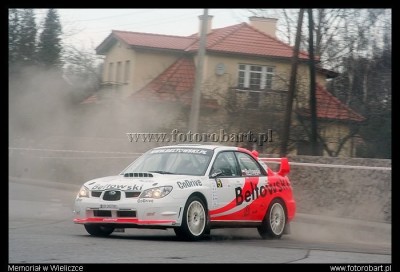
[250,9,389,69]
[250,8,391,158]
[280,9,305,157]
[63,45,103,96]
[308,9,318,155]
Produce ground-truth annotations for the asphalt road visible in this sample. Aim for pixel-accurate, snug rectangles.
[8,177,391,264]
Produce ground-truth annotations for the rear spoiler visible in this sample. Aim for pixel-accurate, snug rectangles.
[259,157,290,176]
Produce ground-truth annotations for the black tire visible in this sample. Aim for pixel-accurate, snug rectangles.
[173,227,185,238]
[84,224,115,237]
[174,224,210,239]
[175,196,207,241]
[257,199,286,239]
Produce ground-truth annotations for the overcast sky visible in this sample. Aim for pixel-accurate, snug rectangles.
[35,9,258,51]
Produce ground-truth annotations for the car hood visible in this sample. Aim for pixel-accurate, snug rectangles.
[83,173,203,192]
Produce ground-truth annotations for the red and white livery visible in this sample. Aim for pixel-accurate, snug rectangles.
[73,144,296,241]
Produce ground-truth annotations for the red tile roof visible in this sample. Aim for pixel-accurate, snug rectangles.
[187,23,309,59]
[112,30,196,51]
[97,23,309,60]
[129,57,218,109]
[297,84,365,122]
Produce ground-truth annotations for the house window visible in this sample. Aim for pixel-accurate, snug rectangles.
[124,60,130,83]
[238,64,274,90]
[108,62,114,82]
[116,61,122,83]
[237,64,275,109]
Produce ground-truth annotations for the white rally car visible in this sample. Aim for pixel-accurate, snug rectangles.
[73,144,296,241]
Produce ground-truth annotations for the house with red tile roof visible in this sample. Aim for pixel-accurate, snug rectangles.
[90,15,364,157]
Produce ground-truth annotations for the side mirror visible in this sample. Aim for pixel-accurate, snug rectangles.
[278,158,290,176]
[210,169,223,178]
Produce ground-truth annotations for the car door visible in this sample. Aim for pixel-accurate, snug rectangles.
[234,151,268,221]
[208,151,245,222]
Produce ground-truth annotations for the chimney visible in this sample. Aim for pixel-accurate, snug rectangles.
[198,14,213,36]
[249,16,278,38]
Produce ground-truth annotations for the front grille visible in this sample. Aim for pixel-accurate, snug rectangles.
[93,210,112,217]
[117,210,137,217]
[125,191,141,198]
[91,191,102,197]
[103,190,121,201]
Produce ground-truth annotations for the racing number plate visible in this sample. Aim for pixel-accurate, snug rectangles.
[100,204,118,209]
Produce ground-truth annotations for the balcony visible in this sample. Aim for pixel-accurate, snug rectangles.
[230,87,288,111]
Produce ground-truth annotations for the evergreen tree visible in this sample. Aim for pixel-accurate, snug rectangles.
[37,9,62,69]
[8,9,21,64]
[9,9,38,70]
[18,9,37,65]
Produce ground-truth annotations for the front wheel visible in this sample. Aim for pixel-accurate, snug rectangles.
[175,196,207,241]
[257,199,286,239]
[84,224,115,237]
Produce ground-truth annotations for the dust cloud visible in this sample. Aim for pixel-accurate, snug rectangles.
[9,65,182,185]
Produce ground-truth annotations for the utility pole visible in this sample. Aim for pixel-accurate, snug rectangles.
[280,9,305,157]
[188,9,208,133]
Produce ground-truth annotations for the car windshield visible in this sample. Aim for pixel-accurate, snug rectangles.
[120,147,214,176]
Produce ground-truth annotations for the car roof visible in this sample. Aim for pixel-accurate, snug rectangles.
[152,144,239,151]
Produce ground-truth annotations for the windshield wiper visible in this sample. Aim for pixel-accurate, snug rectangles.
[148,171,174,174]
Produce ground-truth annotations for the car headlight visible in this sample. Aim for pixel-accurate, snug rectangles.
[140,186,173,199]
[77,186,90,198]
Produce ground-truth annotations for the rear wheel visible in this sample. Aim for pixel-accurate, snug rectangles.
[175,196,207,241]
[84,224,115,237]
[257,199,286,239]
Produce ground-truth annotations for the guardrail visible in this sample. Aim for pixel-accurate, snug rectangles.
[259,157,391,171]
